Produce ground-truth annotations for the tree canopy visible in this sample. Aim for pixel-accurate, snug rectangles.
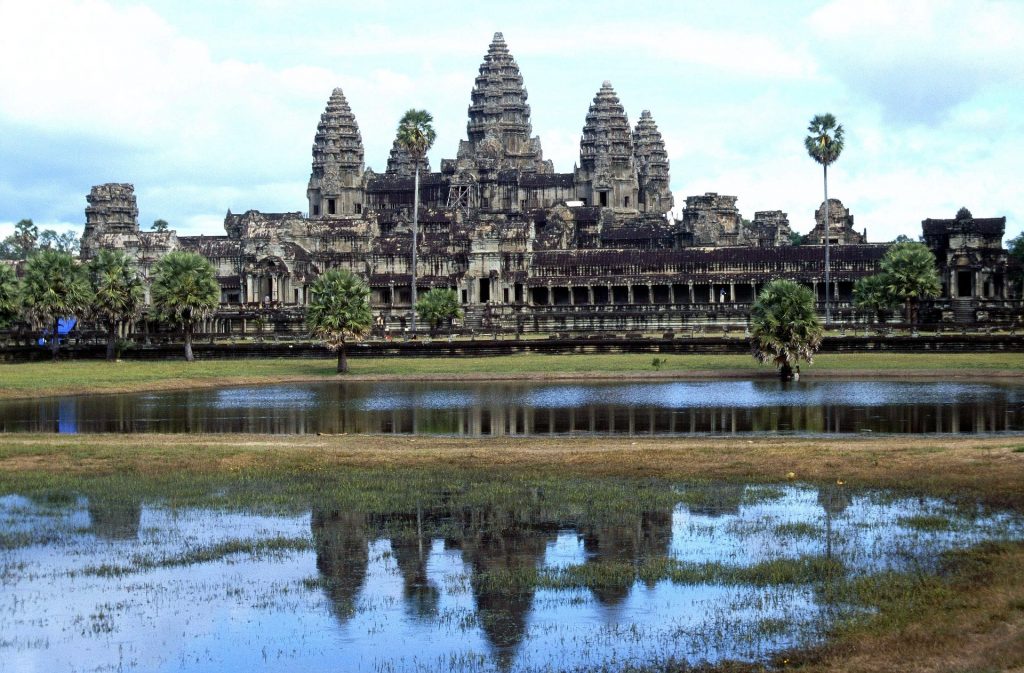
[853,273,895,325]
[89,249,145,360]
[415,288,462,334]
[879,241,941,324]
[396,109,436,161]
[20,249,92,359]
[151,251,220,362]
[307,268,373,373]
[749,279,823,379]
[0,263,19,328]
[804,113,845,167]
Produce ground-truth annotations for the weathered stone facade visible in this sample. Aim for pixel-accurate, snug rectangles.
[80,33,1018,332]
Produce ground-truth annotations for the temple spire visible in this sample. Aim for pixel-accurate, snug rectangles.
[307,87,365,216]
[632,110,674,214]
[455,32,552,174]
[576,81,638,211]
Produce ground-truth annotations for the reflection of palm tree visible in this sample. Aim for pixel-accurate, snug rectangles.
[311,509,370,623]
[817,485,850,560]
[88,496,142,540]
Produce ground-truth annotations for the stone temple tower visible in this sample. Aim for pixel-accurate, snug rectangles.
[385,136,431,177]
[80,183,140,258]
[307,88,365,217]
[455,32,553,176]
[632,110,673,214]
[576,81,639,211]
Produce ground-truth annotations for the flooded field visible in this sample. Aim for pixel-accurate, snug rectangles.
[1,471,1021,672]
[1,379,1022,435]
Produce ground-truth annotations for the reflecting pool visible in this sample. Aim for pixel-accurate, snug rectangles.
[1,379,1021,435]
[1,473,1020,672]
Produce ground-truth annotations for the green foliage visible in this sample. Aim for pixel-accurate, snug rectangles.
[152,219,169,233]
[804,113,845,167]
[38,229,80,254]
[788,232,807,246]
[1007,232,1024,290]
[395,109,436,161]
[749,279,823,377]
[89,250,145,360]
[151,251,220,361]
[0,263,20,327]
[0,219,39,260]
[415,288,462,332]
[19,249,92,357]
[880,241,941,324]
[307,268,373,372]
[853,273,896,324]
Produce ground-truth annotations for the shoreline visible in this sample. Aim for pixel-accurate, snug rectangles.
[2,366,1023,401]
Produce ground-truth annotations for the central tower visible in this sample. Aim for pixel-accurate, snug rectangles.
[455,32,553,175]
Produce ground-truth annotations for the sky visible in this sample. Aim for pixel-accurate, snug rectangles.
[1,0,1021,244]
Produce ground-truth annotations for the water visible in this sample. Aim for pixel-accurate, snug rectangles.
[1,379,1022,434]
[1,477,1020,673]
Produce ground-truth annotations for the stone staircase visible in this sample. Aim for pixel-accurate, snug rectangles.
[952,298,976,324]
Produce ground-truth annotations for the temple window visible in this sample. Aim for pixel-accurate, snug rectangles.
[328,199,336,215]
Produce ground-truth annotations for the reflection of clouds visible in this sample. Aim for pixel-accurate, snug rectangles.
[212,386,316,409]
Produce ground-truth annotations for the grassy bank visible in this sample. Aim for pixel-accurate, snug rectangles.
[1,352,1022,399]
[2,433,1023,509]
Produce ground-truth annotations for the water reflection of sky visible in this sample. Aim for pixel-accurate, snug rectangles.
[1,380,1021,434]
[1,484,1021,673]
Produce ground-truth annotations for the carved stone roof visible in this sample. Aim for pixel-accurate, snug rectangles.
[922,216,1006,237]
[580,81,634,172]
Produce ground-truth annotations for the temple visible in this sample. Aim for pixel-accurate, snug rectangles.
[79,33,1018,333]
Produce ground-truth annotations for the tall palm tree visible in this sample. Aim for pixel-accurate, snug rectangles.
[151,251,220,362]
[88,249,145,360]
[805,113,845,326]
[19,249,92,359]
[396,109,436,333]
[307,268,373,373]
[749,279,824,380]
[880,241,941,325]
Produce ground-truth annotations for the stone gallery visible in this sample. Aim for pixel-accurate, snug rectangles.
[80,33,1015,334]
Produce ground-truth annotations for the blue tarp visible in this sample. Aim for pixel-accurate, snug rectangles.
[38,316,77,345]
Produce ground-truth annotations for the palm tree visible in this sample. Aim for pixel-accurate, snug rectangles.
[151,251,220,362]
[749,279,824,380]
[20,249,92,360]
[805,113,845,326]
[396,109,436,334]
[0,263,20,328]
[307,268,373,373]
[415,288,463,335]
[88,249,145,361]
[853,273,895,327]
[880,241,941,325]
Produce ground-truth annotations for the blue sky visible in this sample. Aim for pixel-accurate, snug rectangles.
[1,0,1021,243]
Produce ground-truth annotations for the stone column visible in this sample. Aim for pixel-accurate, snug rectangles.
[812,281,818,302]
[628,284,634,304]
[688,281,694,303]
[729,283,735,303]
[647,284,654,305]
[950,270,957,298]
[751,282,757,301]
[588,286,595,304]
[974,271,980,298]
[569,285,576,306]
[709,286,714,303]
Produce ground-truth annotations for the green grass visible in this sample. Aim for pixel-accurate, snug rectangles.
[1,352,1021,398]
